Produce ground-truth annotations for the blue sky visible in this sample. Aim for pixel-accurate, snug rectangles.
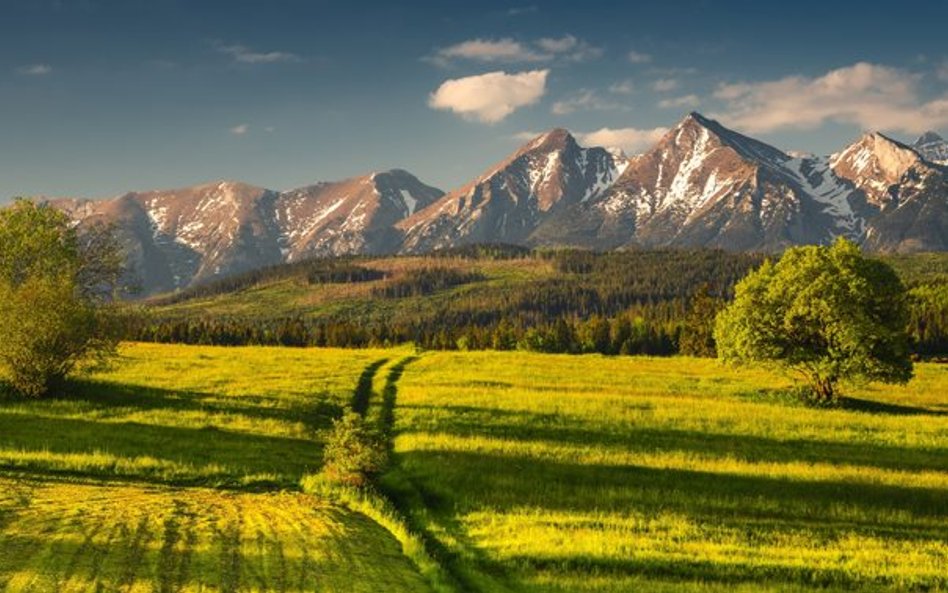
[2,0,948,200]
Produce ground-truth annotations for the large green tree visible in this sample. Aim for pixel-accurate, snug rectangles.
[714,238,913,405]
[0,199,123,396]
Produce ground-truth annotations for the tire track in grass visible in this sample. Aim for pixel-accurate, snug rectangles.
[376,356,517,593]
[351,359,390,417]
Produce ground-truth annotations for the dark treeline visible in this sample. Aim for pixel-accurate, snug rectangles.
[124,247,948,357]
[149,257,389,306]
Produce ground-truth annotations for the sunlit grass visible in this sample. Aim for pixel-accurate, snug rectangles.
[1,343,945,591]
[0,342,403,487]
[391,351,948,592]
[0,477,430,592]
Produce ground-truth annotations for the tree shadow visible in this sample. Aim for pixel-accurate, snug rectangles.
[839,396,948,417]
[56,379,343,433]
[398,403,948,473]
[398,449,948,524]
[350,358,389,416]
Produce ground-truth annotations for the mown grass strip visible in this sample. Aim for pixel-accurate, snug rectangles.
[306,354,462,593]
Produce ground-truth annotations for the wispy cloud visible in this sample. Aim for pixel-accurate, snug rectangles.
[658,94,699,109]
[512,130,542,142]
[609,80,636,95]
[429,39,546,65]
[428,69,549,124]
[652,78,679,92]
[506,5,538,16]
[428,35,601,66]
[214,42,301,64]
[536,35,603,62]
[16,63,52,76]
[627,51,652,64]
[551,90,627,115]
[576,126,668,153]
[712,62,948,134]
[230,124,249,135]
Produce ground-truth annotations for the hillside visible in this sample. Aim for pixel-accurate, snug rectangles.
[130,248,948,356]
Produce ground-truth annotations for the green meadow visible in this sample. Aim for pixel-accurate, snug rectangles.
[1,343,946,591]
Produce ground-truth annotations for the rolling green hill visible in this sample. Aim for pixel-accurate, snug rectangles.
[129,248,948,356]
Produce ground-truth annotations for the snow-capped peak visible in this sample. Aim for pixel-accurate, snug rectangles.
[913,130,948,165]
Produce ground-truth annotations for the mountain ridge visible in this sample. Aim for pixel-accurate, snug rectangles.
[28,113,948,294]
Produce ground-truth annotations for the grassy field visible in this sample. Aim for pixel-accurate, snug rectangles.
[0,343,430,592]
[389,352,948,592]
[1,343,946,592]
[0,479,429,592]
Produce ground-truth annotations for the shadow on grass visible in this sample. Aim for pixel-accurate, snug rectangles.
[0,400,326,488]
[504,554,944,590]
[0,505,416,591]
[0,374,352,490]
[399,403,948,474]
[839,396,948,416]
[57,379,344,433]
[350,359,389,417]
[399,449,948,525]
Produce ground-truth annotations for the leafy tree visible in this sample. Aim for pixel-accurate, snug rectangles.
[0,200,123,396]
[321,411,388,488]
[679,284,724,357]
[715,238,913,406]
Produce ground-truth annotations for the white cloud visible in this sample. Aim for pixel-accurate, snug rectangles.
[429,35,600,66]
[431,39,546,65]
[576,126,668,154]
[658,94,699,109]
[230,124,249,135]
[428,70,549,124]
[17,64,52,76]
[652,78,679,92]
[215,42,301,64]
[551,90,626,115]
[627,51,652,64]
[609,80,636,95]
[712,62,948,134]
[536,35,603,62]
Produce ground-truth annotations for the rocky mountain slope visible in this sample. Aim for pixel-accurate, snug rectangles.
[53,171,441,294]
[530,113,862,251]
[38,114,948,294]
[913,131,948,165]
[397,128,629,251]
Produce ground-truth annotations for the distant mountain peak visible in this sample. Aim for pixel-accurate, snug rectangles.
[912,130,948,165]
[916,131,944,145]
[832,131,923,183]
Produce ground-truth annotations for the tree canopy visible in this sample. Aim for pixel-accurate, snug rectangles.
[714,238,913,405]
[0,200,123,396]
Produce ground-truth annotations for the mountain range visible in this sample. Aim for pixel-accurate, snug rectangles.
[40,113,948,294]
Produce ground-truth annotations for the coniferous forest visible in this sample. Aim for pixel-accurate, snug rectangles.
[122,247,948,358]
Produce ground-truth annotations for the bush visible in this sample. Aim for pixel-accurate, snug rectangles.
[0,200,122,396]
[321,411,388,487]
